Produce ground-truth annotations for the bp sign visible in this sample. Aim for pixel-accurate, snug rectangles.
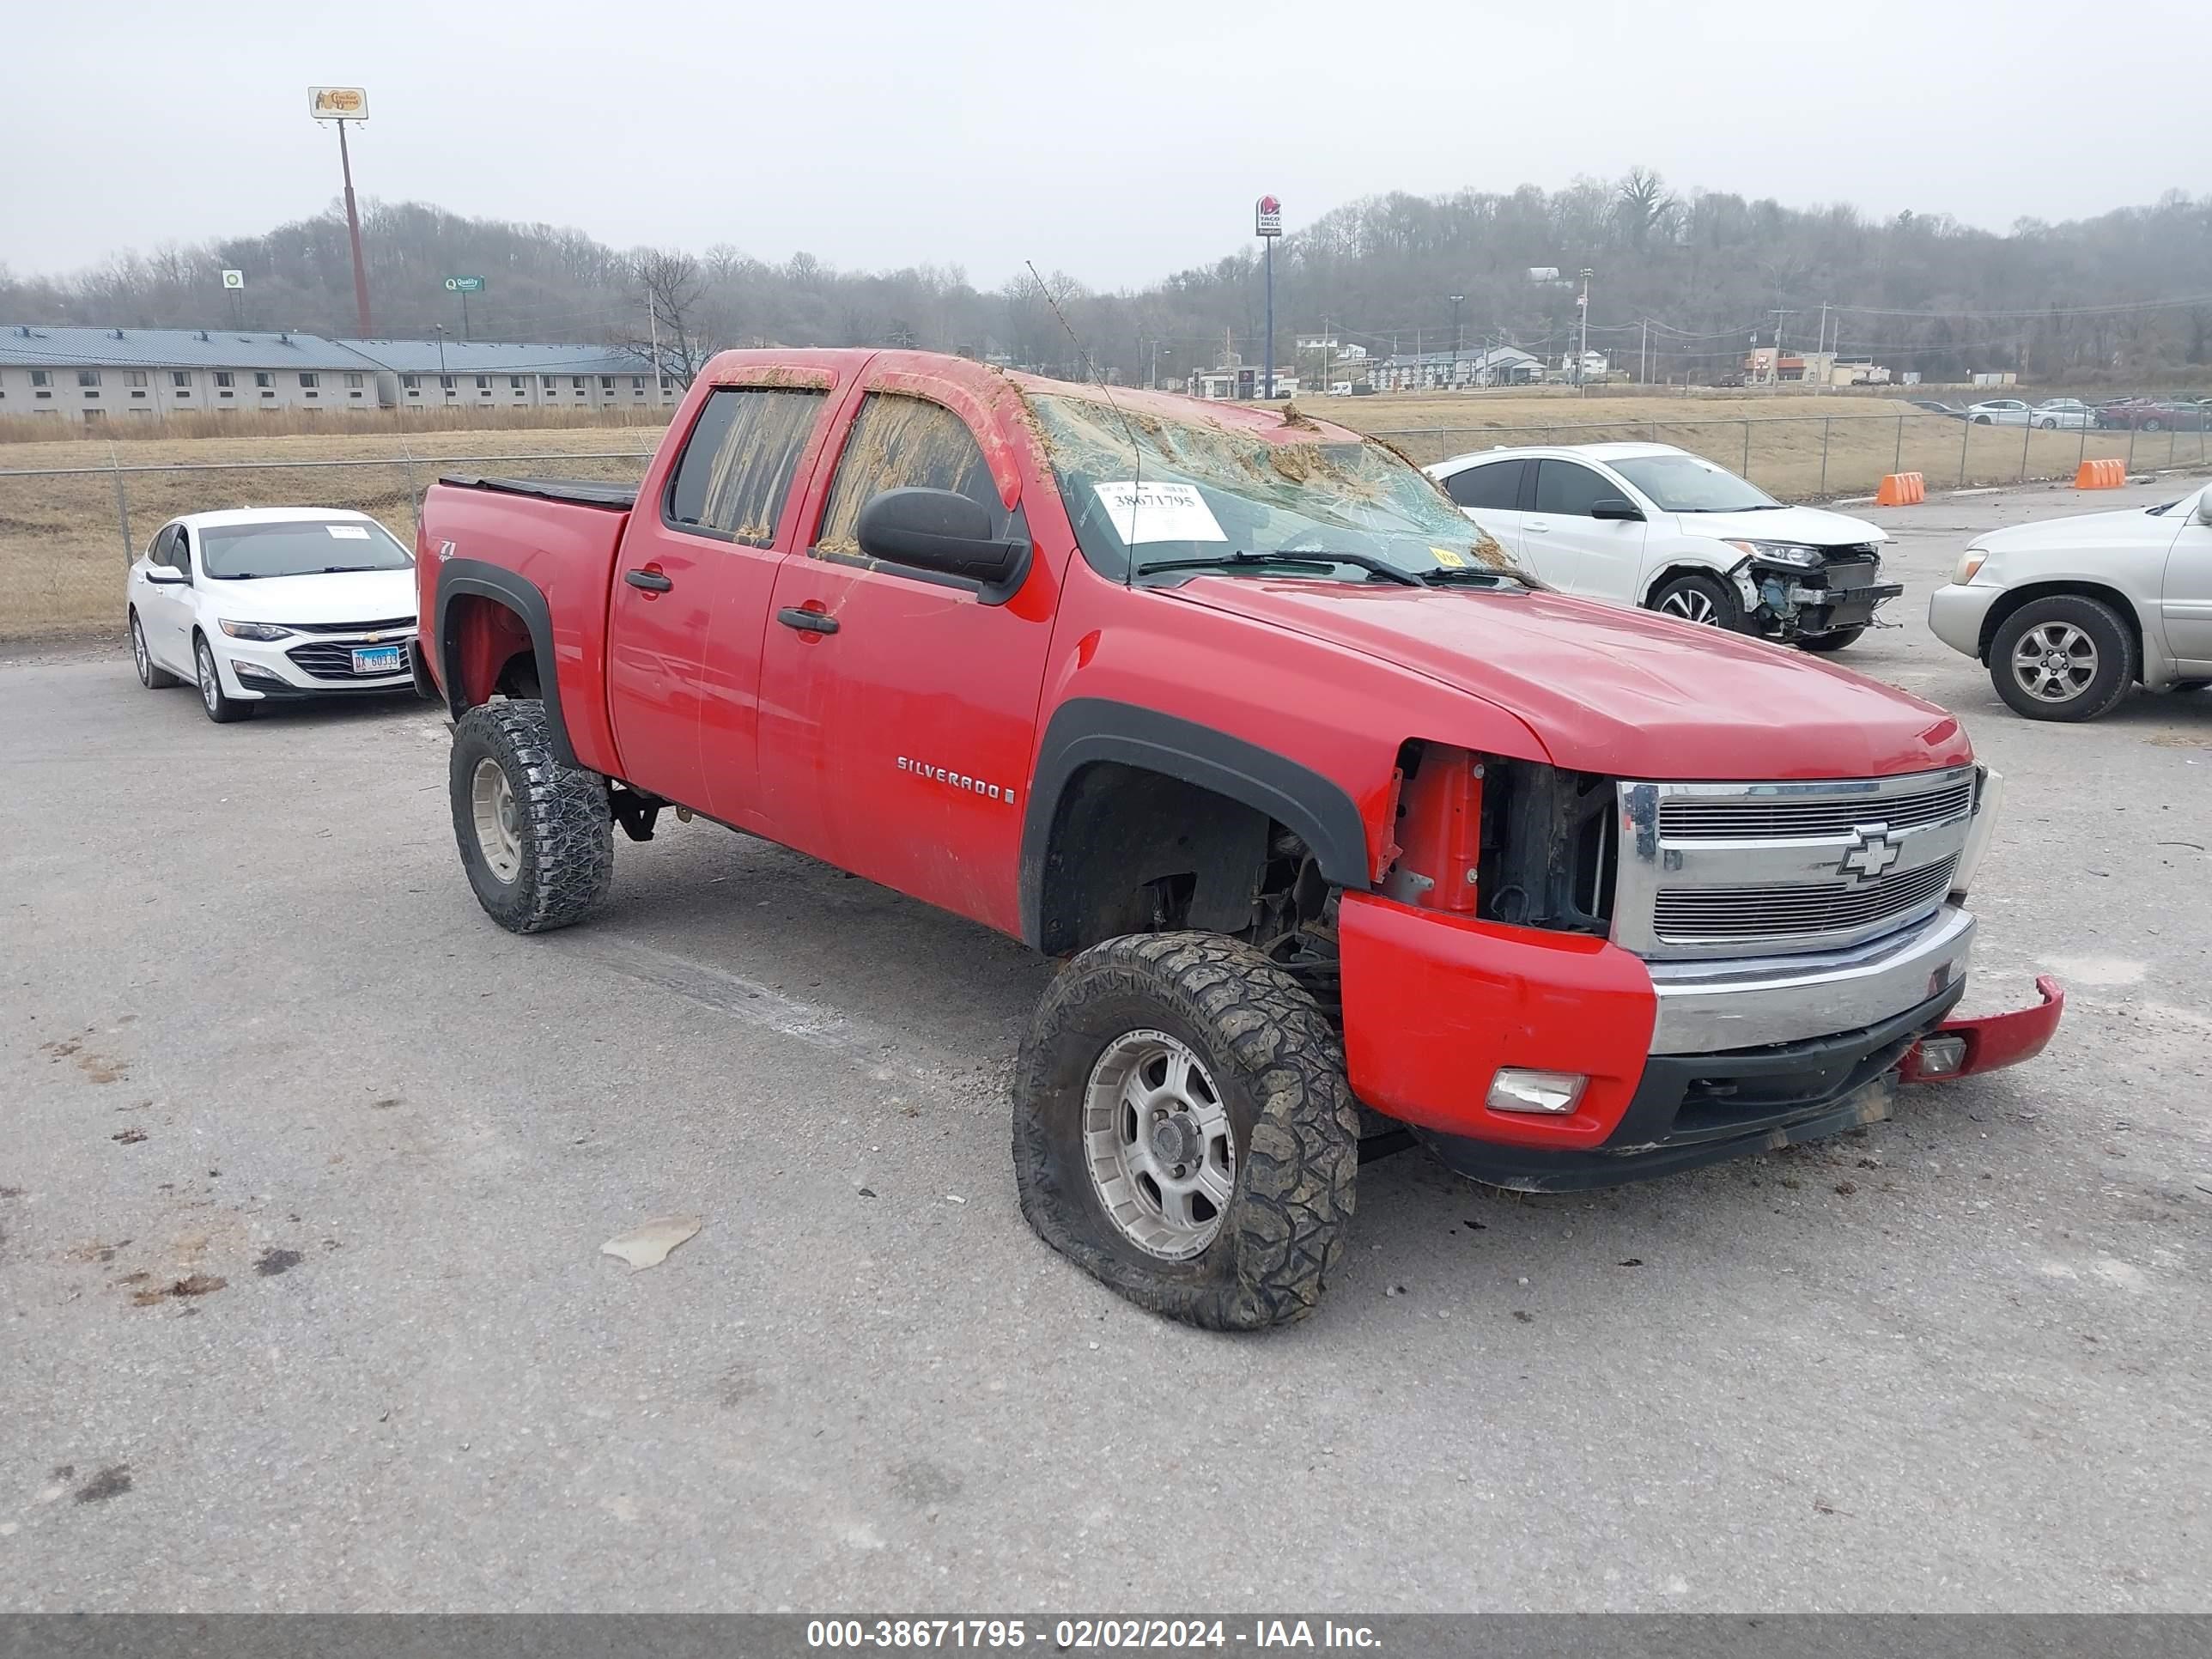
[220,270,245,290]
[444,276,486,293]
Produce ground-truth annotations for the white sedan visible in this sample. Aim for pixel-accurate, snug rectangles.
[126,507,419,723]
[1929,482,2212,720]
[1966,398,2093,430]
[1425,441,1901,649]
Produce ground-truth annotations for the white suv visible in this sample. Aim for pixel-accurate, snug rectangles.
[1425,442,1901,651]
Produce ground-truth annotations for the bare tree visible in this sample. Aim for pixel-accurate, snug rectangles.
[626,248,720,386]
[1615,168,1678,247]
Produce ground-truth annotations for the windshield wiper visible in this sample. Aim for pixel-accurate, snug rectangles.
[1678,501,1787,513]
[1136,550,1423,586]
[316,565,392,574]
[1422,567,1522,588]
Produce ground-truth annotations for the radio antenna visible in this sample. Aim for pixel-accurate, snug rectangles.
[1026,259,1144,587]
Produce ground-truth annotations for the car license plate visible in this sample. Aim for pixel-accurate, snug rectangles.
[352,645,404,675]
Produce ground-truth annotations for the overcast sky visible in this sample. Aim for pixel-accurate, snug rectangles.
[4,0,2203,291]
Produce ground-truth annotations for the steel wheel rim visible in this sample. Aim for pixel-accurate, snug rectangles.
[198,643,219,713]
[131,618,149,684]
[2012,621,2097,702]
[470,757,524,882]
[1659,587,1719,625]
[1082,1028,1236,1261]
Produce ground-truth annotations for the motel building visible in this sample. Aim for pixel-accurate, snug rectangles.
[0,325,678,424]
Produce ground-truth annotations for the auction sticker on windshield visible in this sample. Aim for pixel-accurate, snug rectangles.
[1092,482,1227,544]
[327,525,372,539]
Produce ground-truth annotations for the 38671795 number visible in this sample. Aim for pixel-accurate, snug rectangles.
[805,1620,1031,1648]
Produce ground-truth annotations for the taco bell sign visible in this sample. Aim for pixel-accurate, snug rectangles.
[1255,195,1283,238]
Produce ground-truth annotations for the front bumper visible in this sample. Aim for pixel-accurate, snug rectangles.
[1928,580,2002,660]
[213,632,415,701]
[1337,892,2062,1192]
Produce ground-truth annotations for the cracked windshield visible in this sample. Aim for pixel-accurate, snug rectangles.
[1027,392,1531,586]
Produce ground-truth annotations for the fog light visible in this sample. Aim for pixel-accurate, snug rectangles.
[1915,1035,1968,1078]
[1487,1068,1587,1114]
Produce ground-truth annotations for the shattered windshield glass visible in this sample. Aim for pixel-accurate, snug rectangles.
[1025,392,1531,586]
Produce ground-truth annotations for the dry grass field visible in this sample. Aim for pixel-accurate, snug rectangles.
[7,394,2209,641]
[0,426,657,641]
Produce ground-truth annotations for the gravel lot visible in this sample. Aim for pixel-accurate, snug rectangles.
[3,474,2207,1612]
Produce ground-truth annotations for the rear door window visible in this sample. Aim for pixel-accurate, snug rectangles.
[663,387,826,546]
[1445,459,1525,510]
[1533,459,1612,517]
[814,392,1000,558]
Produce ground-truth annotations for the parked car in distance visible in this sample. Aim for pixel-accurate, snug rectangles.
[1905,398,1965,418]
[2027,398,2095,430]
[410,349,2060,1329]
[1424,441,1901,650]
[2094,396,2210,433]
[126,507,418,723]
[1965,399,2035,427]
[1929,482,2212,720]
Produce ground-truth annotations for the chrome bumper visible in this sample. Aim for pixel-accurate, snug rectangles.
[1646,904,1977,1054]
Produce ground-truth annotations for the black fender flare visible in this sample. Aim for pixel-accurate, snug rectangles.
[1019,697,1371,950]
[434,558,577,768]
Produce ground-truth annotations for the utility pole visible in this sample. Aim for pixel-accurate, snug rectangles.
[1449,294,1464,385]
[1769,309,1796,385]
[1577,269,1594,392]
[1640,317,1650,385]
[434,325,448,376]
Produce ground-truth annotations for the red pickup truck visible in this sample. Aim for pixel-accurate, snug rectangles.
[413,349,2062,1330]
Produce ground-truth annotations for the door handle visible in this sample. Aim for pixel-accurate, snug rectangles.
[777,605,839,635]
[1525,520,1552,532]
[624,568,673,592]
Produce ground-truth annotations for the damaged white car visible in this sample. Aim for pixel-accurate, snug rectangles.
[1426,442,1902,652]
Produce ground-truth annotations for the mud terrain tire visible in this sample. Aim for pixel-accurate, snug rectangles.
[1012,933,1359,1331]
[450,699,613,933]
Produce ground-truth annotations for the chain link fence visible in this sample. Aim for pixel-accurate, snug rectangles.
[1364,408,2212,497]
[2,447,656,641]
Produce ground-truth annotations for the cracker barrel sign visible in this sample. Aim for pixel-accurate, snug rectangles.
[309,86,369,119]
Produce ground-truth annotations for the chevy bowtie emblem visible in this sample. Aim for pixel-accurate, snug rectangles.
[1838,824,1902,884]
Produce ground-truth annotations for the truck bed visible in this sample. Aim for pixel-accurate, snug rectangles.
[436,475,640,510]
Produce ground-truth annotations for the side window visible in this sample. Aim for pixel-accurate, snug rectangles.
[173,527,192,572]
[1446,458,1524,510]
[815,393,998,558]
[1533,459,1611,518]
[662,386,826,545]
[148,526,175,565]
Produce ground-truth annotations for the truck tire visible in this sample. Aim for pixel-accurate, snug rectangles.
[1012,933,1359,1331]
[1796,624,1867,653]
[449,700,613,933]
[1989,594,2136,722]
[1647,571,1744,632]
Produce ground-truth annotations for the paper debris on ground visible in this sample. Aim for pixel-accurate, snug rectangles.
[600,1215,702,1270]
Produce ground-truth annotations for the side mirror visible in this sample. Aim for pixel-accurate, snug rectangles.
[1589,495,1644,522]
[144,563,188,584]
[855,487,1030,598]
[2196,489,2212,526]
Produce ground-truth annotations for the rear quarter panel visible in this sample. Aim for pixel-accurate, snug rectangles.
[419,483,631,775]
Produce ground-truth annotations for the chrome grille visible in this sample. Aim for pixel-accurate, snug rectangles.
[1613,767,1977,961]
[1653,856,1958,944]
[1659,776,1973,840]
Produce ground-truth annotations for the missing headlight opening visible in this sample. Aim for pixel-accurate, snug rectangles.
[1383,744,1614,935]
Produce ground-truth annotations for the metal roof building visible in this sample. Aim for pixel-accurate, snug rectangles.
[0,325,672,423]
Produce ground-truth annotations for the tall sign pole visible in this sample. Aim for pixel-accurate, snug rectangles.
[310,88,375,337]
[1255,195,1282,398]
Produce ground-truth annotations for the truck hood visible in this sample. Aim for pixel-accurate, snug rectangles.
[1169,578,1970,781]
[1668,503,1886,547]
